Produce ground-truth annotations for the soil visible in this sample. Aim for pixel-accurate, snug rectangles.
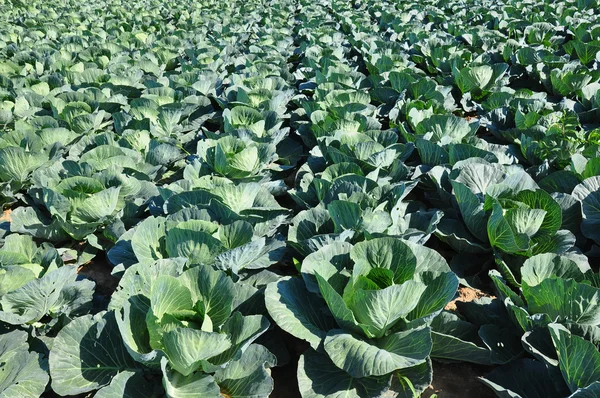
[423,361,495,398]
[444,286,494,311]
[0,209,11,223]
[271,361,301,398]
[76,258,119,297]
[270,330,306,398]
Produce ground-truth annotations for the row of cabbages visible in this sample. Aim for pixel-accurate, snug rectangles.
[0,0,297,396]
[1,0,600,397]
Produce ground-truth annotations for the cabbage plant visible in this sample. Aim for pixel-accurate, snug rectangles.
[266,237,458,397]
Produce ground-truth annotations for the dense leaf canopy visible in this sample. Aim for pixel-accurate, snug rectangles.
[0,0,600,396]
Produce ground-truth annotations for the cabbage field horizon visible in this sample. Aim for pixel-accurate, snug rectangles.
[1,0,600,396]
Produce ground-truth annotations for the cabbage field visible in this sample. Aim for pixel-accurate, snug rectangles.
[1,0,600,396]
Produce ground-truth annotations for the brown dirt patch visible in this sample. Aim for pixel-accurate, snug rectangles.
[445,287,493,311]
[423,360,494,398]
[77,260,119,296]
[0,209,11,223]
